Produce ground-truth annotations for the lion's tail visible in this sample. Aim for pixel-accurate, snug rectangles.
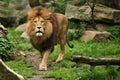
[66,39,74,48]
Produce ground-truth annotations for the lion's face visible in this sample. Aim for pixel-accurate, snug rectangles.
[33,16,46,37]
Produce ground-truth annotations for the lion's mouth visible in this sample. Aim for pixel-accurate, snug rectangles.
[36,31,43,36]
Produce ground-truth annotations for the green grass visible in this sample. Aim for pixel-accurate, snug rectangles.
[6,27,120,80]
[48,40,120,80]
[50,40,120,60]
[6,56,37,80]
[7,27,34,51]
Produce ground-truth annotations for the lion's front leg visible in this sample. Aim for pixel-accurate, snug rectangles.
[39,50,50,71]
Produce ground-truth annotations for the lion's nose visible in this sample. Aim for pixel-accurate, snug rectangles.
[37,27,41,29]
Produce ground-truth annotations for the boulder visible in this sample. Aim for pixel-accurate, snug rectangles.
[15,23,26,32]
[65,4,120,23]
[0,59,24,80]
[65,4,91,21]
[0,0,30,26]
[95,24,108,31]
[80,31,110,42]
[21,31,29,39]
[9,0,30,23]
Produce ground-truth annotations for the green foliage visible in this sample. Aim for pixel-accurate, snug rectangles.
[51,0,69,14]
[2,0,9,3]
[107,25,120,40]
[0,34,14,61]
[79,0,86,5]
[68,21,85,40]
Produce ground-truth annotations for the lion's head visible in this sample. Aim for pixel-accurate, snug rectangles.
[32,16,45,37]
[26,7,54,44]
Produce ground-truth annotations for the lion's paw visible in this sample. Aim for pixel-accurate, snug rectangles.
[56,58,63,63]
[39,64,47,71]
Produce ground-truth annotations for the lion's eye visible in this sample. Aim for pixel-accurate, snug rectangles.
[34,20,37,23]
[41,21,45,24]
[41,21,44,23]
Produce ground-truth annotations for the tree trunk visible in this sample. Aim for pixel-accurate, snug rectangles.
[71,55,120,70]
[0,59,24,80]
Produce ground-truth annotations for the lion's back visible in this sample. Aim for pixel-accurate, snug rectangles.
[54,13,68,43]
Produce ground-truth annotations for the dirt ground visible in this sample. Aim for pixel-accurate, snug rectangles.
[15,50,56,80]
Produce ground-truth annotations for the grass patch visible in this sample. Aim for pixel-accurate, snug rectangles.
[50,40,120,61]
[48,40,120,80]
[6,27,120,80]
[6,56,37,80]
[7,27,34,51]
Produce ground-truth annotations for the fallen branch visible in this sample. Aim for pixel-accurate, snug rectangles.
[0,59,24,80]
[71,55,120,70]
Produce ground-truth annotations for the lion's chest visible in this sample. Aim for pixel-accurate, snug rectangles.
[30,35,54,52]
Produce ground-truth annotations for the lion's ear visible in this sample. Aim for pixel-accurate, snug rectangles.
[27,11,33,21]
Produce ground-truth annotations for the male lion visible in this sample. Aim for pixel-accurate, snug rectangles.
[26,6,73,71]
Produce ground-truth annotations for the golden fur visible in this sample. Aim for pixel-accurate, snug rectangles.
[26,6,72,70]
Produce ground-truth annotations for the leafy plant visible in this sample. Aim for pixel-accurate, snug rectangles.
[51,0,68,14]
[68,21,85,40]
[0,34,14,61]
[107,25,120,40]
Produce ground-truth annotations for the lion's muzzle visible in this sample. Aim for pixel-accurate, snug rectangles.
[35,27,44,36]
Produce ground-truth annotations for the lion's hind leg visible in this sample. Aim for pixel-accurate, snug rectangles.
[56,36,66,62]
[56,45,65,62]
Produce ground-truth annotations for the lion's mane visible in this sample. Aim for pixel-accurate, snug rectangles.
[26,7,59,53]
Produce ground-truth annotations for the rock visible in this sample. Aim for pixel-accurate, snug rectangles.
[0,0,30,26]
[21,31,29,39]
[0,1,12,17]
[9,0,30,23]
[87,0,120,10]
[15,23,26,32]
[94,33,110,42]
[80,31,110,42]
[96,24,108,31]
[67,0,81,5]
[0,59,24,80]
[65,4,91,21]
[15,23,29,39]
[65,4,120,23]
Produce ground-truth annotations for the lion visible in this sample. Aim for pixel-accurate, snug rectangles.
[26,6,73,71]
